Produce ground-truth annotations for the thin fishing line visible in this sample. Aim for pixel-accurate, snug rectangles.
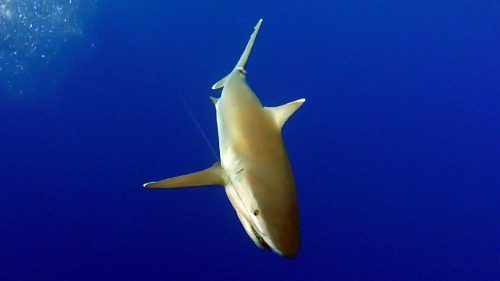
[177,93,219,162]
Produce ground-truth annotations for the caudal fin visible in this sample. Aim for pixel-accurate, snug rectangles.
[235,18,263,70]
[211,19,263,90]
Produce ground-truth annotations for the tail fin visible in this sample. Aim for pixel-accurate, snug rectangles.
[236,18,263,70]
[211,19,263,90]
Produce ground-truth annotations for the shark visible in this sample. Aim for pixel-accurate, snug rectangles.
[144,19,305,258]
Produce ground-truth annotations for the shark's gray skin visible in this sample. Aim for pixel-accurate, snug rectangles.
[144,19,305,258]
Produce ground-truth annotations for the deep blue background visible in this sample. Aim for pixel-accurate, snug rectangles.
[1,0,499,280]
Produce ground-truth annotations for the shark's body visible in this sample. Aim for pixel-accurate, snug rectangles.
[144,19,305,258]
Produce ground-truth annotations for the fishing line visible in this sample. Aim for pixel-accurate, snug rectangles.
[176,93,220,162]
[176,94,253,226]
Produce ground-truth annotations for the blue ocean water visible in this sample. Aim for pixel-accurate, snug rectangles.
[1,0,499,280]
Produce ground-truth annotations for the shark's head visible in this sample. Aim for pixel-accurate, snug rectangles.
[226,168,300,258]
[249,200,300,258]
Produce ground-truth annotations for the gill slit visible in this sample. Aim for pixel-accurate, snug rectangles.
[224,163,264,235]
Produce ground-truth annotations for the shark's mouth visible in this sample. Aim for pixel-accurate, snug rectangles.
[251,225,270,250]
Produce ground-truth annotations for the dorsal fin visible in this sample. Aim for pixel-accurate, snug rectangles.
[266,98,306,129]
[143,162,225,188]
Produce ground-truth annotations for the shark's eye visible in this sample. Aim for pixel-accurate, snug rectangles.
[253,209,259,216]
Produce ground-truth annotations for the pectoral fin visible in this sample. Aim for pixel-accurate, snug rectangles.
[143,162,225,189]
